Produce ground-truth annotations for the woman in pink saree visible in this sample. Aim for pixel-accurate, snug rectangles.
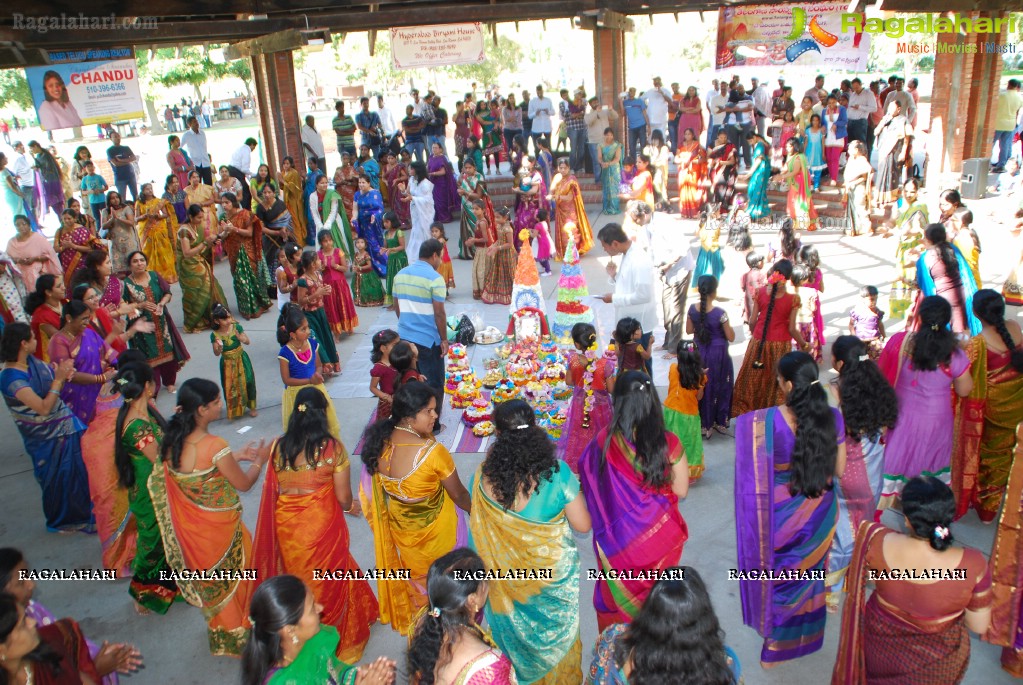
[384,150,411,227]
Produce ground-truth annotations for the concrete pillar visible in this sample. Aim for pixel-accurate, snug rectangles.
[253,50,302,173]
[593,27,626,144]
[927,11,1007,180]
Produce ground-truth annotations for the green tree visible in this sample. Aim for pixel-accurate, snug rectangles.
[0,70,32,110]
[157,47,227,100]
[442,37,523,87]
[225,59,253,98]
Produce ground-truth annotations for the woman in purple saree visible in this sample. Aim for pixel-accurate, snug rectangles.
[734,351,845,667]
[578,371,690,631]
[511,157,546,252]
[427,143,460,223]
[47,299,116,424]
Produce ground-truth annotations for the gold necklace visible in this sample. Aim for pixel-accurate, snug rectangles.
[394,425,423,438]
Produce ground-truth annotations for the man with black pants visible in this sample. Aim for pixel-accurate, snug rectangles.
[228,138,257,210]
[647,207,695,354]
[846,78,876,151]
[181,116,212,185]
[393,239,448,432]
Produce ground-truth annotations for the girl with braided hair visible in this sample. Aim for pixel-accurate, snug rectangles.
[686,275,734,437]
[915,223,980,335]
[952,289,1023,522]
[878,296,973,510]
[559,323,615,472]
[731,259,806,418]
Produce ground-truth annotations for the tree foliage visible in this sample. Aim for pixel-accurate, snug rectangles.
[442,36,523,87]
[0,70,32,109]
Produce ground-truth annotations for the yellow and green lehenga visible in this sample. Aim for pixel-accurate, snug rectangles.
[468,464,582,685]
[211,323,256,419]
[888,199,928,321]
[149,434,256,656]
[176,224,228,333]
[952,335,1023,522]
[135,197,178,284]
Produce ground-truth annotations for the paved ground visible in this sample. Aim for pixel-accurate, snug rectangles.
[1,177,1020,682]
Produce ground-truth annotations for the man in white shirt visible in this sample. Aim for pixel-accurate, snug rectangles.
[646,205,695,353]
[411,89,427,117]
[301,115,326,174]
[376,95,397,136]
[597,221,658,377]
[708,81,729,151]
[9,141,36,218]
[846,78,877,149]
[181,116,212,184]
[725,84,755,168]
[750,77,773,138]
[704,78,720,147]
[883,78,916,130]
[527,85,554,151]
[642,76,672,142]
[200,100,213,128]
[228,137,257,209]
[584,95,619,183]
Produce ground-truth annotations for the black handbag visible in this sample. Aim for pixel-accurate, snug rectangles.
[454,315,476,346]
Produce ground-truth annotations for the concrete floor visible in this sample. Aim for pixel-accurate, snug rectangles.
[1,193,1019,684]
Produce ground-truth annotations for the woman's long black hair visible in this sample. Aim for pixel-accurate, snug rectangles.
[482,399,557,510]
[911,296,956,371]
[830,336,898,441]
[0,322,30,362]
[694,275,717,345]
[973,289,1023,371]
[407,548,488,685]
[617,567,735,685]
[778,351,836,498]
[278,386,336,471]
[361,381,437,475]
[902,476,956,552]
[753,259,793,367]
[924,223,961,283]
[0,592,62,684]
[779,218,798,259]
[160,378,220,470]
[276,303,306,346]
[24,274,57,315]
[113,363,165,489]
[240,575,307,685]
[604,371,670,489]
[68,249,108,293]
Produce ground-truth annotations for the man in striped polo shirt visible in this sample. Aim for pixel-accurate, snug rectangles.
[393,239,448,432]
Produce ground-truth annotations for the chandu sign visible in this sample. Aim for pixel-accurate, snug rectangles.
[26,47,144,131]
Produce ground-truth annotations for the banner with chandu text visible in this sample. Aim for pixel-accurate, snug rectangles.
[390,23,486,70]
[716,2,870,71]
[26,48,144,131]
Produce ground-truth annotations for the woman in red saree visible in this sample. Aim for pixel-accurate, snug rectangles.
[54,209,101,287]
[333,153,360,222]
[150,378,268,656]
[548,158,594,259]
[675,127,707,219]
[254,386,378,663]
[986,424,1023,677]
[577,371,689,631]
[385,150,412,227]
[832,477,992,685]
[952,290,1023,522]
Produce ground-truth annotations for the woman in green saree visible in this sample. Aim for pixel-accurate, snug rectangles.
[219,192,275,320]
[113,362,180,614]
[887,178,928,321]
[309,174,355,261]
[469,399,590,684]
[600,128,623,215]
[176,204,228,332]
[241,575,396,685]
[456,158,495,259]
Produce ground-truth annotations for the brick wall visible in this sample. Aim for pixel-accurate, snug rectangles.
[254,51,303,172]
[592,28,626,144]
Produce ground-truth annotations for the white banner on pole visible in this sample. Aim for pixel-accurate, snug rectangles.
[390,23,486,70]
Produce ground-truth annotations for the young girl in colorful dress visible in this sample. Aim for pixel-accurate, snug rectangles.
[465,201,492,300]
[369,328,400,421]
[352,237,385,307]
[430,222,455,290]
[316,230,359,338]
[294,251,341,375]
[559,322,615,472]
[534,207,554,276]
[274,242,301,312]
[779,111,798,163]
[848,285,886,360]
[740,251,766,328]
[277,303,341,439]
[687,275,735,438]
[390,341,425,386]
[210,303,257,419]
[381,211,407,309]
[614,317,651,376]
[662,340,706,482]
[791,264,823,361]
[693,210,724,284]
[481,207,516,306]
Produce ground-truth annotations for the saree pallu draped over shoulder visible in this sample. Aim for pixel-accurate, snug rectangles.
[148,442,256,656]
[469,468,582,684]
[986,424,1023,677]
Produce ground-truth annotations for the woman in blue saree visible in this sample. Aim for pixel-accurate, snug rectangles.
[734,351,844,667]
[915,223,981,336]
[743,130,771,221]
[599,128,623,215]
[353,175,387,277]
[1,321,94,532]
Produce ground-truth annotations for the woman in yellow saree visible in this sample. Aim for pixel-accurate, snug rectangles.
[253,387,379,663]
[548,158,594,260]
[276,157,308,247]
[135,183,178,284]
[952,289,1023,522]
[358,382,471,636]
[184,171,219,253]
[469,399,589,685]
[150,377,269,656]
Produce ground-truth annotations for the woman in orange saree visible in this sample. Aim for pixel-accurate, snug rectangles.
[333,153,360,222]
[253,387,379,663]
[952,289,1023,522]
[150,377,269,656]
[675,127,707,219]
[358,382,471,636]
[54,209,102,287]
[276,157,307,247]
[548,158,594,260]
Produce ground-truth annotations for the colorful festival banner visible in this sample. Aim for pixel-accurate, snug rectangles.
[390,23,486,70]
[27,48,144,131]
[716,2,870,71]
